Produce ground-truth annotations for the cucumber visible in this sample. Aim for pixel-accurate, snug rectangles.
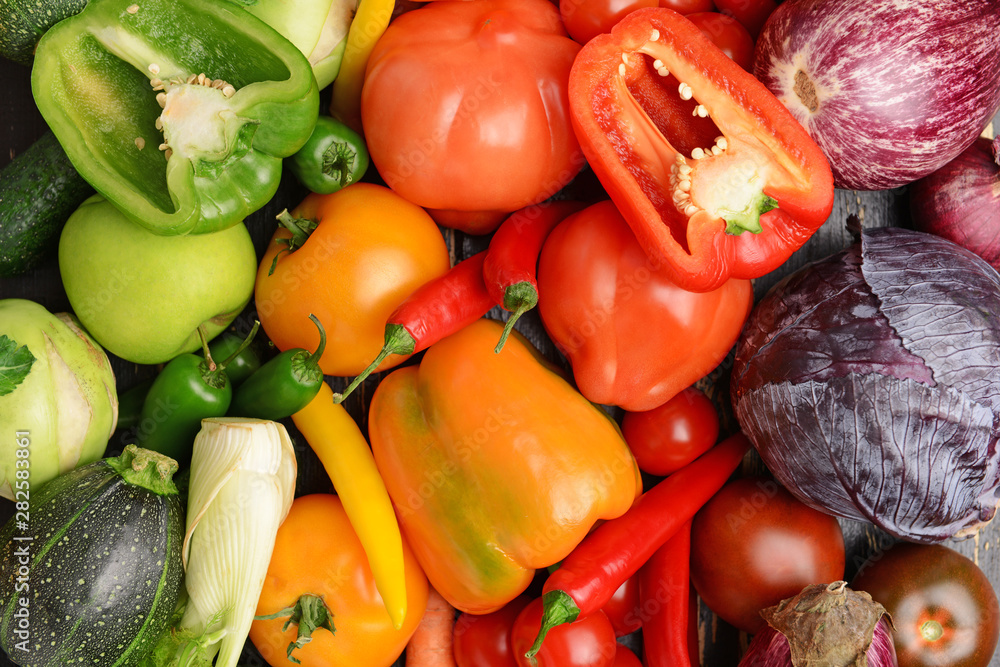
[0,0,88,65]
[0,445,185,666]
[0,130,94,278]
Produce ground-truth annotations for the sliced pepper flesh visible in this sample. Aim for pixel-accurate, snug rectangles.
[569,7,834,292]
[31,0,320,235]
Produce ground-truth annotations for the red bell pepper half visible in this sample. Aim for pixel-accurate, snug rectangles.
[568,7,834,293]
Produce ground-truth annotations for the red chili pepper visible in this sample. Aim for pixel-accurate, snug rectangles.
[639,519,696,667]
[524,432,750,660]
[483,200,586,353]
[333,251,496,403]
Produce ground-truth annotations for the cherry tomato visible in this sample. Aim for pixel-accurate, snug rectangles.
[361,0,584,234]
[510,598,618,667]
[689,476,846,634]
[613,645,643,667]
[660,0,713,13]
[454,595,533,667]
[602,574,643,637]
[851,543,1000,667]
[686,12,755,70]
[255,183,451,377]
[713,0,776,38]
[249,494,430,667]
[560,0,657,46]
[621,386,719,476]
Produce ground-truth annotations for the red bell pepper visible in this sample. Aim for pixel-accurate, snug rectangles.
[568,7,834,293]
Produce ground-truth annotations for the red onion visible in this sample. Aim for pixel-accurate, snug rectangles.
[910,136,1000,271]
[739,582,897,667]
[753,0,1000,191]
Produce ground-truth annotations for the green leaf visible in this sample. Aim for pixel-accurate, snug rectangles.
[0,335,35,397]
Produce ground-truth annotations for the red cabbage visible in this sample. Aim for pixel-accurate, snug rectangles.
[731,227,1000,543]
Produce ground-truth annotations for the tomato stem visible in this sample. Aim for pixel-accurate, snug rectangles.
[254,593,336,663]
[920,619,944,641]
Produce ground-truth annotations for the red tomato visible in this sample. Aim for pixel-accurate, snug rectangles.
[454,595,533,667]
[536,200,754,412]
[713,0,776,38]
[689,476,846,634]
[685,12,755,70]
[621,386,719,476]
[851,543,1000,667]
[659,0,713,13]
[510,598,618,667]
[560,0,657,45]
[612,645,642,667]
[361,0,584,234]
[601,575,643,637]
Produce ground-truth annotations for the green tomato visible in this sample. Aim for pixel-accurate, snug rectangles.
[287,116,370,194]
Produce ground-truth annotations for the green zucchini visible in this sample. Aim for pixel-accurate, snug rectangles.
[0,0,88,65]
[0,130,94,278]
[0,445,185,666]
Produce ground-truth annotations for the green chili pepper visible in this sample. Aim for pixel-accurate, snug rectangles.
[30,0,319,236]
[229,314,326,420]
[115,378,155,433]
[136,323,259,467]
[202,331,262,387]
[287,116,369,194]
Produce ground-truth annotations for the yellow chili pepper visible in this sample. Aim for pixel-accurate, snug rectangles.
[328,0,395,133]
[291,381,408,628]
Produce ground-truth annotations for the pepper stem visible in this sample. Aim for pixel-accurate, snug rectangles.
[332,323,416,404]
[305,314,328,364]
[496,282,538,354]
[269,210,321,275]
[217,321,260,373]
[525,589,580,664]
[254,594,336,665]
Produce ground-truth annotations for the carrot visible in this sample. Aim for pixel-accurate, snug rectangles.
[405,586,458,667]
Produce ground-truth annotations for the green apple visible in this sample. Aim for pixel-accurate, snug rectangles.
[58,195,257,365]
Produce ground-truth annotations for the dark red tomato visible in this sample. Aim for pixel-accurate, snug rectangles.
[660,0,714,14]
[685,12,755,70]
[621,386,719,477]
[713,0,776,38]
[689,476,846,634]
[454,595,533,667]
[560,0,658,45]
[601,574,643,637]
[510,598,618,667]
[613,645,642,667]
[851,543,1000,667]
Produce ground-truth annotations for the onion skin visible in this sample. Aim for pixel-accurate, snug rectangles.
[739,617,897,667]
[910,137,1000,270]
[753,0,1000,191]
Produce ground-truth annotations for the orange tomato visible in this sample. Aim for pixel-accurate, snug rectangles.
[255,182,451,376]
[250,494,430,667]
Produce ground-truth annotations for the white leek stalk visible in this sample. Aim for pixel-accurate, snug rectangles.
[174,418,297,667]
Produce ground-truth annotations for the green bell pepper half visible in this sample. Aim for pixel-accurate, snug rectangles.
[31,0,320,236]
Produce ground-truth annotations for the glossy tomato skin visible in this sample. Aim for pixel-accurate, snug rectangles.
[249,494,430,667]
[621,386,719,476]
[255,183,451,377]
[690,476,846,634]
[453,595,533,667]
[510,598,618,667]
[602,574,643,637]
[660,0,713,13]
[361,0,584,230]
[686,12,754,70]
[713,0,775,38]
[560,0,657,45]
[851,543,1000,667]
[612,645,643,667]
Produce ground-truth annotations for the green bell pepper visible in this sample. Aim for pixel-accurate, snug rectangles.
[31,0,320,236]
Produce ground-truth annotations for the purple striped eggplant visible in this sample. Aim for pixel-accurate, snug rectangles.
[752,0,1000,191]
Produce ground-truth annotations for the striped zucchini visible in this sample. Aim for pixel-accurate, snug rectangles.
[0,446,184,666]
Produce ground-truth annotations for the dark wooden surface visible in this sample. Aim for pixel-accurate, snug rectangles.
[2,53,999,666]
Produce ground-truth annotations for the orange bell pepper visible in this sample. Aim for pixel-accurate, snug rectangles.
[368,318,642,615]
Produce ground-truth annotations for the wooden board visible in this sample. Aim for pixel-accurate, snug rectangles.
[1,54,999,666]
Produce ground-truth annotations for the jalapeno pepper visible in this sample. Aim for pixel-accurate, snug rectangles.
[203,330,262,387]
[135,323,258,467]
[287,116,370,195]
[229,315,327,420]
